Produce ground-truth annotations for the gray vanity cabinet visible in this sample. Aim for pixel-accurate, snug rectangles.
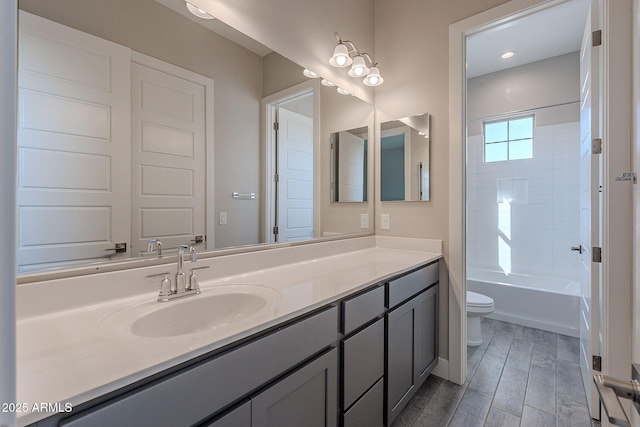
[208,349,337,427]
[55,307,338,427]
[386,263,439,426]
[251,348,337,427]
[339,285,386,427]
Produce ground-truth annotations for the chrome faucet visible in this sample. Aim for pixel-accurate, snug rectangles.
[146,244,207,302]
[176,244,189,293]
[147,239,163,256]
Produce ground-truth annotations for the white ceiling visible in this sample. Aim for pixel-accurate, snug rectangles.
[466,0,589,78]
[157,0,589,82]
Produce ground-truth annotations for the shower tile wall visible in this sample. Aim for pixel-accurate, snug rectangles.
[466,122,580,281]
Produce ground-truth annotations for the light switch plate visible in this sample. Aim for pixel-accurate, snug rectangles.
[219,212,228,225]
[360,213,369,229]
[381,214,390,230]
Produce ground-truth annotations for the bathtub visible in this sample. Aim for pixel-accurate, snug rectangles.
[467,268,580,337]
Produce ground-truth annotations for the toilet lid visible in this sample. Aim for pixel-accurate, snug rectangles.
[467,291,494,307]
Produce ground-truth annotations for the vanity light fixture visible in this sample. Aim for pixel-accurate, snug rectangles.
[329,42,353,67]
[329,32,384,86]
[185,1,215,19]
[347,56,369,77]
[363,66,383,86]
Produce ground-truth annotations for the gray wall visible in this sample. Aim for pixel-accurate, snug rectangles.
[467,52,580,134]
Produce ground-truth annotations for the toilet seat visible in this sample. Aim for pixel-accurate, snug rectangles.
[467,291,494,308]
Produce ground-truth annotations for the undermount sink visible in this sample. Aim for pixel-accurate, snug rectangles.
[101,284,281,338]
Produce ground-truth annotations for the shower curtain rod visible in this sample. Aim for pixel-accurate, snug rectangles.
[466,100,580,122]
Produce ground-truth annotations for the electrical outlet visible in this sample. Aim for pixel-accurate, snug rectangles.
[219,212,228,225]
[360,213,369,229]
[381,214,390,230]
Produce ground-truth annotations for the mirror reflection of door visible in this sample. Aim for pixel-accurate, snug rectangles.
[17,12,131,272]
[275,105,313,242]
[130,53,208,257]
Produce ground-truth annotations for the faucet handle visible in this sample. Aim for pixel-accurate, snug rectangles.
[146,272,172,300]
[189,245,197,262]
[188,266,209,292]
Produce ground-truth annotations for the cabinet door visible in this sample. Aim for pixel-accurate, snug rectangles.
[252,348,337,427]
[205,401,251,427]
[386,300,416,425]
[416,284,438,384]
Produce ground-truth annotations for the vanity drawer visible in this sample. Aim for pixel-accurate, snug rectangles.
[60,306,338,427]
[342,318,384,409]
[341,285,385,334]
[387,262,438,309]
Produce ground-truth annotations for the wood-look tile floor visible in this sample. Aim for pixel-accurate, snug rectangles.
[392,318,600,427]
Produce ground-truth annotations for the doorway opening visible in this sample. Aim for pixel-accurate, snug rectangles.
[263,82,318,243]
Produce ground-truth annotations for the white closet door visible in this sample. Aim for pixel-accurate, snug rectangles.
[130,55,207,255]
[277,107,314,242]
[17,11,131,271]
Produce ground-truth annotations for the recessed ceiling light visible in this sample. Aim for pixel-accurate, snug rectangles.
[501,51,516,59]
[185,2,215,20]
[303,69,319,78]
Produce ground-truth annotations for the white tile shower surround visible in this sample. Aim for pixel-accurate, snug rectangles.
[467,122,581,280]
[15,236,441,426]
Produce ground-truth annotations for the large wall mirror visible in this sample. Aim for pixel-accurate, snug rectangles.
[380,114,430,202]
[16,0,374,277]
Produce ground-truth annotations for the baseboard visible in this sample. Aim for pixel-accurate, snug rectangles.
[431,357,449,380]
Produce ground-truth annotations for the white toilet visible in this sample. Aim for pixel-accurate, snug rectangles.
[466,291,495,346]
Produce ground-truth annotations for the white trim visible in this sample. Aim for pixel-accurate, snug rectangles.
[261,80,320,243]
[1,2,17,425]
[431,357,450,381]
[449,0,578,385]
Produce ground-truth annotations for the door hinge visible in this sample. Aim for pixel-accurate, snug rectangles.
[274,174,279,183]
[593,246,602,263]
[592,138,602,154]
[273,121,279,131]
[592,30,602,47]
[273,226,279,235]
[593,354,602,371]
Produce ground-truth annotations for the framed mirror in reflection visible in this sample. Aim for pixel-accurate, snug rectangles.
[16,0,374,276]
[330,127,368,203]
[380,113,430,202]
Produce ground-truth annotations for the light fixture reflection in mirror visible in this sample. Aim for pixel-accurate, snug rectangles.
[330,127,368,202]
[380,113,430,202]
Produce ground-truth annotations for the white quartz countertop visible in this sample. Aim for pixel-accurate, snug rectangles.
[16,241,441,425]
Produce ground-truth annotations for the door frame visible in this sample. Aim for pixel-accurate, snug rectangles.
[448,0,633,399]
[261,80,320,243]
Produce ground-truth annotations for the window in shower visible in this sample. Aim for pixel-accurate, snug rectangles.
[483,115,534,162]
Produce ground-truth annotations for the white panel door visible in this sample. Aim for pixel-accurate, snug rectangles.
[337,131,365,202]
[277,108,313,242]
[579,5,602,418]
[17,11,131,271]
[131,55,207,255]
